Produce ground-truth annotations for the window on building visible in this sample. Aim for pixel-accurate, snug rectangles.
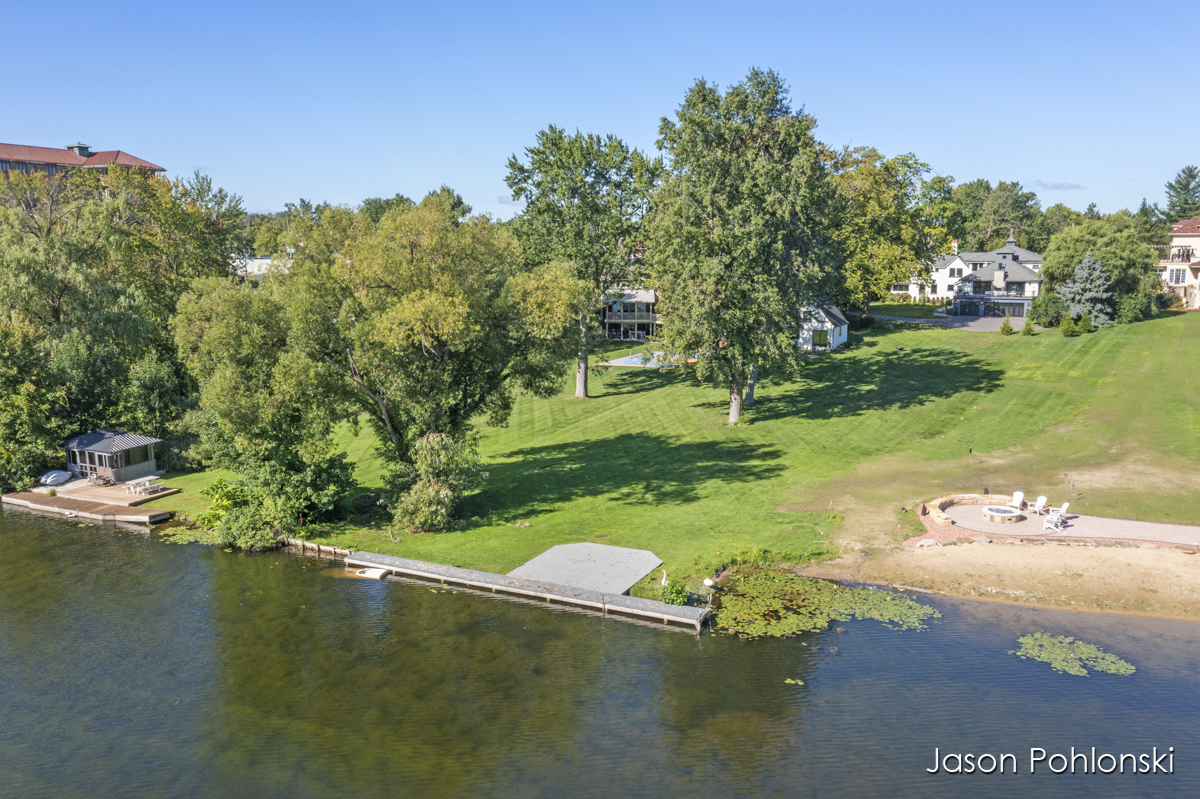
[891,284,910,292]
[813,329,829,346]
[1169,269,1187,285]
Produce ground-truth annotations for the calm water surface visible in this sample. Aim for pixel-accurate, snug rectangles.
[1,508,1197,798]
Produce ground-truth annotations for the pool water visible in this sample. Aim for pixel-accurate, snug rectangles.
[1,508,1197,798]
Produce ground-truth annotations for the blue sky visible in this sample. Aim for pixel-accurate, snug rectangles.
[7,1,1195,218]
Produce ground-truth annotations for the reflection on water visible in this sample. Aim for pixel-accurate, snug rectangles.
[1,508,1197,798]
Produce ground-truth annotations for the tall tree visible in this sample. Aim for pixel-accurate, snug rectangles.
[831,147,948,316]
[505,127,661,398]
[1056,253,1114,327]
[1164,165,1200,222]
[953,180,1044,251]
[646,68,837,425]
[1041,217,1158,323]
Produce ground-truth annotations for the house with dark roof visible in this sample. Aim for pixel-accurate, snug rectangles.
[64,429,163,483]
[0,142,165,178]
[892,234,1044,302]
[1157,217,1200,308]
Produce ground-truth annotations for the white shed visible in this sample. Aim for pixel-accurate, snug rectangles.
[797,306,849,352]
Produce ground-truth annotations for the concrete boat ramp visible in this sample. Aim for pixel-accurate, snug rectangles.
[346,544,710,631]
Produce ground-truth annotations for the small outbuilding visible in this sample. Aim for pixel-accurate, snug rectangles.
[64,429,163,483]
[797,306,849,352]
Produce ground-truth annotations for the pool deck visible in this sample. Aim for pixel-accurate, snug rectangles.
[345,551,710,630]
[907,503,1200,549]
[1,492,172,524]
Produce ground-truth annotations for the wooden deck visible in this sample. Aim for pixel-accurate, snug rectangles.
[1,492,172,523]
[345,551,710,631]
[54,483,180,507]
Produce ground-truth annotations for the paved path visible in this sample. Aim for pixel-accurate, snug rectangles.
[872,314,1042,333]
[942,504,1200,547]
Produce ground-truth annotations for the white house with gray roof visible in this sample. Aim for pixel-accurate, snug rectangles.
[892,235,1043,316]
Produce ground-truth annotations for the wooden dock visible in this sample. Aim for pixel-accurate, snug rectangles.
[1,492,172,524]
[345,551,710,631]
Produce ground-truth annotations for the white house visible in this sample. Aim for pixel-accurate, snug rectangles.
[1158,217,1200,307]
[797,306,849,352]
[892,235,1044,301]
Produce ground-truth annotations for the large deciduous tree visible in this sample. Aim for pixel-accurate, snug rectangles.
[831,147,948,316]
[505,126,661,398]
[1041,218,1159,323]
[646,68,837,425]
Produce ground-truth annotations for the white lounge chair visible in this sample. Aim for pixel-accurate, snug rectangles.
[1030,496,1047,516]
[1044,502,1070,530]
[1007,491,1024,511]
[1043,513,1064,532]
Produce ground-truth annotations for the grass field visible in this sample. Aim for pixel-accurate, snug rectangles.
[869,302,943,318]
[152,312,1200,596]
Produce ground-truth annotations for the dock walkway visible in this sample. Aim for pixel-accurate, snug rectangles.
[1,492,172,524]
[345,551,710,630]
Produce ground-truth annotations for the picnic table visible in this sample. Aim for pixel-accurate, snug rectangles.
[125,476,165,495]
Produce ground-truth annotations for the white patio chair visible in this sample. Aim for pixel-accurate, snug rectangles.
[1044,502,1070,530]
[1030,496,1047,515]
[1007,491,1024,510]
[1047,501,1069,518]
[1043,513,1064,532]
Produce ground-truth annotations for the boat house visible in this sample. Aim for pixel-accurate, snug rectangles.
[64,429,163,483]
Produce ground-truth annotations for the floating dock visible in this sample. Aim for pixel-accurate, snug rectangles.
[1,492,172,524]
[345,551,710,631]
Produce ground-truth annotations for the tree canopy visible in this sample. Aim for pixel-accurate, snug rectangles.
[646,68,837,424]
[1164,165,1200,222]
[505,126,661,398]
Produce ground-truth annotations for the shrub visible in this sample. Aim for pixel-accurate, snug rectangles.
[999,314,1014,335]
[661,579,690,605]
[1157,292,1182,310]
[1077,313,1094,333]
[391,433,486,534]
[1060,316,1078,337]
[47,488,57,496]
[1029,294,1067,327]
[1021,316,1035,335]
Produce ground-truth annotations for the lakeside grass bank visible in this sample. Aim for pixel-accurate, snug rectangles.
[146,312,1200,599]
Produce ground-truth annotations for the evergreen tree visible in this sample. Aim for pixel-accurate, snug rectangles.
[999,313,1014,335]
[1060,316,1077,337]
[1056,252,1114,327]
[1077,312,1094,333]
[1021,315,1034,335]
[1165,165,1200,222]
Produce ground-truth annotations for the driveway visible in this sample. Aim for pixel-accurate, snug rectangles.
[871,314,1041,333]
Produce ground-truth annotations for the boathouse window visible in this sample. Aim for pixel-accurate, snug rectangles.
[69,450,78,465]
[86,451,96,466]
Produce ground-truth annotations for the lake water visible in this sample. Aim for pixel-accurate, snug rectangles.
[2,508,1198,798]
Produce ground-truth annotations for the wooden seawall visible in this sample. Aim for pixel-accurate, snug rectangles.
[345,551,710,631]
[1,492,172,524]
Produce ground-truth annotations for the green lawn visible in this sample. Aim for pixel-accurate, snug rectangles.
[153,312,1200,596]
[869,302,943,318]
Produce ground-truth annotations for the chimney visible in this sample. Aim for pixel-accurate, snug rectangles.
[951,239,959,255]
[993,267,1007,291]
[66,143,91,157]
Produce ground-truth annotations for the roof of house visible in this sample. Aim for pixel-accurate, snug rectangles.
[0,143,165,171]
[1171,217,1200,235]
[823,306,850,327]
[605,288,656,304]
[936,237,1042,270]
[63,429,163,453]
[961,261,1043,283]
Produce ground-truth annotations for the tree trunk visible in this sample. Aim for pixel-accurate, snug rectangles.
[727,376,744,426]
[744,363,758,406]
[861,299,871,319]
[575,311,589,399]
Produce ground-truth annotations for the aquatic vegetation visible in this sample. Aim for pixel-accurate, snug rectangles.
[714,571,940,638]
[1011,632,1136,677]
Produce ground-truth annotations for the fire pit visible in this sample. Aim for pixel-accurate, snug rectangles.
[982,506,1023,524]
